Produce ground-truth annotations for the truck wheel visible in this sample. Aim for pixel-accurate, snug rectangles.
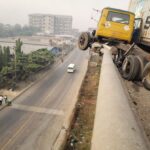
[135,56,145,81]
[142,62,150,90]
[78,32,91,50]
[122,55,140,81]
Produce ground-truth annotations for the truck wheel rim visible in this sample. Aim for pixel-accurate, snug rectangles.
[79,35,85,45]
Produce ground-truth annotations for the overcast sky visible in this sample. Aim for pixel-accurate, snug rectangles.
[0,0,130,31]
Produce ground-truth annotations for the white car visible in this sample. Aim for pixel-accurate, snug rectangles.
[67,63,75,73]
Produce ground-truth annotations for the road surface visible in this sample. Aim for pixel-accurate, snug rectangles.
[0,49,89,150]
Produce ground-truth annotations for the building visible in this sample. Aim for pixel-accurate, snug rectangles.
[54,15,72,35]
[29,14,54,34]
[29,14,72,35]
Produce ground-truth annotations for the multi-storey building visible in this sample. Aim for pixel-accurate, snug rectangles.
[54,15,72,35]
[29,14,72,35]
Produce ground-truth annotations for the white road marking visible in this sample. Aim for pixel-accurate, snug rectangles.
[11,103,64,116]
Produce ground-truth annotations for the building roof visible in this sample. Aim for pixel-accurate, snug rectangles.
[29,13,72,18]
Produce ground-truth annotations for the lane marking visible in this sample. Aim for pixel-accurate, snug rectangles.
[1,74,67,150]
[12,103,64,116]
[1,111,35,150]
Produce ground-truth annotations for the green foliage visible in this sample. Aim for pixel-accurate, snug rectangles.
[27,63,42,72]
[3,46,10,66]
[0,46,3,69]
[0,23,41,37]
[0,46,11,69]
[1,66,13,75]
[0,41,55,88]
[14,38,23,61]
[31,48,54,65]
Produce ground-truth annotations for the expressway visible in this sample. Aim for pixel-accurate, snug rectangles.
[0,49,89,150]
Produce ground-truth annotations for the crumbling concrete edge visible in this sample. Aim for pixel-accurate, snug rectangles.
[51,55,90,150]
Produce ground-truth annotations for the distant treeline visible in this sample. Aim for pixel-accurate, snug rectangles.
[0,23,41,37]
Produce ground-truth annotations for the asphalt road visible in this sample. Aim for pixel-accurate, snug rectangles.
[0,49,89,150]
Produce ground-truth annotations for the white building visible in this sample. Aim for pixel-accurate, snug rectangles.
[29,14,72,35]
[54,15,72,35]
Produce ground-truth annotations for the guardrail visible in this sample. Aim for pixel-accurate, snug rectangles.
[91,46,149,150]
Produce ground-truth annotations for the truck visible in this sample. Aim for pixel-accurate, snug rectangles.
[129,0,150,46]
[78,7,135,50]
[67,63,75,73]
[78,5,150,90]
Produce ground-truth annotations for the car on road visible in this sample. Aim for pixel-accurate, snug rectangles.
[67,63,75,73]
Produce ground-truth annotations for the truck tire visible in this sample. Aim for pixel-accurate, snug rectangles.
[135,56,145,81]
[122,55,140,81]
[78,32,91,50]
[142,62,150,90]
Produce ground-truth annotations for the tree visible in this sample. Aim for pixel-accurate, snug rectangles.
[0,46,3,70]
[22,25,41,36]
[3,46,10,66]
[13,24,22,36]
[15,38,23,57]
[0,23,41,37]
[0,24,5,37]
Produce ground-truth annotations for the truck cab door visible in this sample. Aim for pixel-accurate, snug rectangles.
[132,18,142,44]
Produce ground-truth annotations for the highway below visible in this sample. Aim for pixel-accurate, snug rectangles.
[0,49,89,150]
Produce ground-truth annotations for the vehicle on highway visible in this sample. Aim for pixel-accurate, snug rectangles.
[78,7,135,50]
[67,63,75,73]
[78,5,150,90]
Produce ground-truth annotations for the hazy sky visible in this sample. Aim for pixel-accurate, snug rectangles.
[0,0,130,30]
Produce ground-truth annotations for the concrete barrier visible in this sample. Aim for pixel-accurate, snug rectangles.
[91,48,149,150]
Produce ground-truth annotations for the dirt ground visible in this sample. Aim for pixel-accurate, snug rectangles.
[125,80,150,142]
[0,67,51,101]
[65,53,101,150]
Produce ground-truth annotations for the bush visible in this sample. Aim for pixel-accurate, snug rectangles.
[27,63,42,72]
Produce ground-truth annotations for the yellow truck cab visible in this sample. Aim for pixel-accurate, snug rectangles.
[78,7,135,50]
[96,7,135,42]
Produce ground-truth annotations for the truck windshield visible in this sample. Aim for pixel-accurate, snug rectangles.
[107,11,130,24]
